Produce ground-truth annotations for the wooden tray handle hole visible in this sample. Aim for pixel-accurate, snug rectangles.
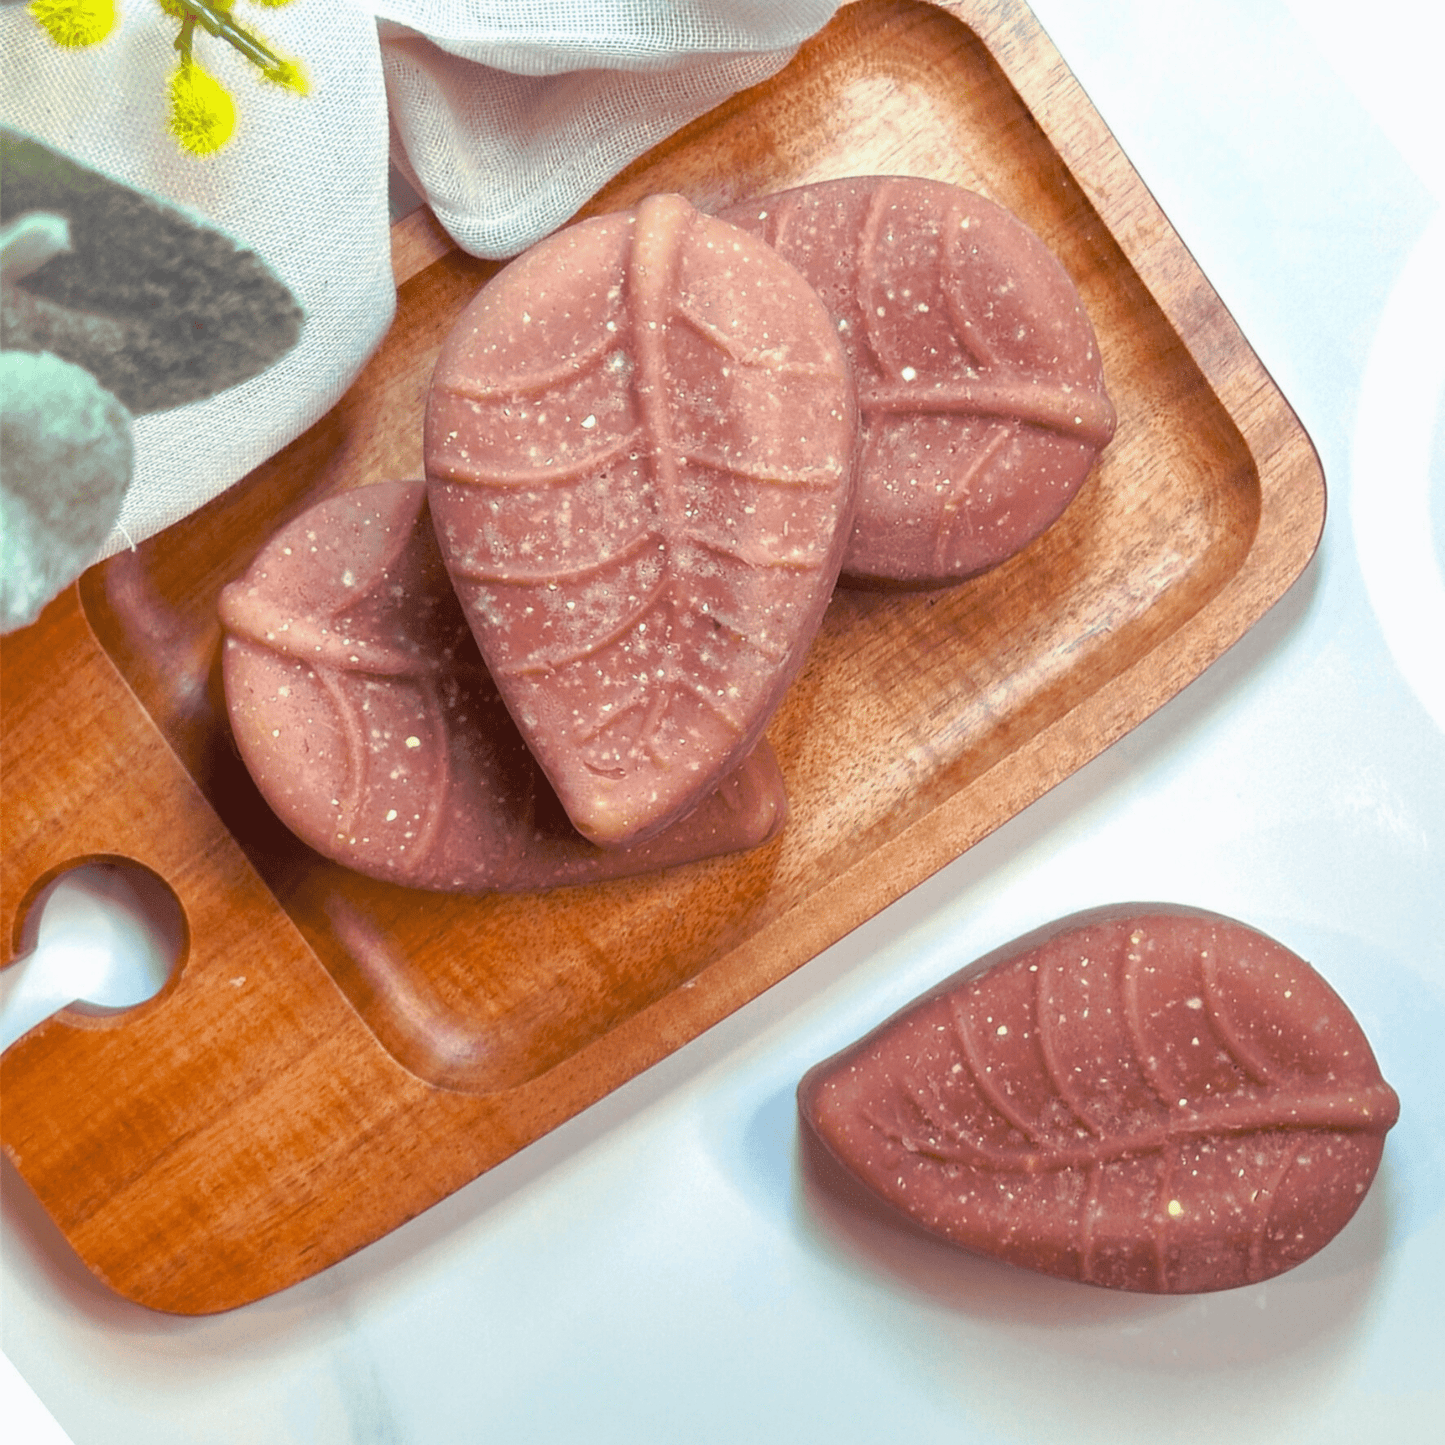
[1,858,187,1052]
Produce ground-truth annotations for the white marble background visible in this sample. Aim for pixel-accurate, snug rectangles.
[3,0,1442,1440]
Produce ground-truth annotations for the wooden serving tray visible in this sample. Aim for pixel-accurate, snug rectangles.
[0,0,1324,1313]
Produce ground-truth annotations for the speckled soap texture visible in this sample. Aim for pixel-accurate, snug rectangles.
[799,904,1399,1292]
[724,176,1116,588]
[425,193,858,848]
[218,480,788,892]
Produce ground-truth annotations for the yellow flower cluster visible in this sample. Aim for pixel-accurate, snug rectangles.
[27,0,117,47]
[26,0,309,157]
[167,60,236,155]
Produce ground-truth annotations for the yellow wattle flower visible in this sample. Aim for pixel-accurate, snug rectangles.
[26,0,117,48]
[168,62,237,156]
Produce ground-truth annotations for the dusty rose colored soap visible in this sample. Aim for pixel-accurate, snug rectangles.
[799,905,1399,1292]
[723,176,1116,587]
[425,192,856,848]
[218,481,787,892]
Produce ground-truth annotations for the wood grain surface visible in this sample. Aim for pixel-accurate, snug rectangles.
[0,0,1324,1313]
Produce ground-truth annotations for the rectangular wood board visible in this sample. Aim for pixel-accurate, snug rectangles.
[0,0,1325,1314]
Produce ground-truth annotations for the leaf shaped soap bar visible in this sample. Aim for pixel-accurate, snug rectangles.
[219,481,787,892]
[724,176,1115,588]
[799,905,1399,1292]
[426,193,856,846]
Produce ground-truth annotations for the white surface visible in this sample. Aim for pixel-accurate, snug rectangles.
[3,1,1442,1441]
[0,864,184,1056]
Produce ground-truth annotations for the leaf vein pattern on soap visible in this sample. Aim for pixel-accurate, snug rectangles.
[449,513,825,595]
[313,663,370,839]
[1146,1145,1178,1290]
[674,303,848,382]
[448,526,661,592]
[865,924,1397,1175]
[437,424,644,493]
[939,185,1002,373]
[497,567,671,677]
[439,321,620,401]
[220,594,436,679]
[1034,943,1106,1138]
[1121,924,1180,1113]
[931,422,1011,577]
[680,446,845,491]
[1247,1142,1301,1282]
[310,653,452,884]
[945,990,1046,1144]
[1199,944,1275,1086]
[846,177,1113,447]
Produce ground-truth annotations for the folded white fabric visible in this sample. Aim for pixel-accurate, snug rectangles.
[0,0,840,579]
[375,0,841,257]
[0,1,395,566]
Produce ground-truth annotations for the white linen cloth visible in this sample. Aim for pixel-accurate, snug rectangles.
[0,0,839,569]
[375,1,840,258]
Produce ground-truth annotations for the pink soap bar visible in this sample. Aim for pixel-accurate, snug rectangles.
[799,905,1399,1292]
[425,192,856,847]
[723,176,1116,588]
[218,481,787,892]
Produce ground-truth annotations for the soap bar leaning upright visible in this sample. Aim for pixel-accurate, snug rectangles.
[799,904,1399,1292]
[426,193,857,848]
[219,480,788,893]
[724,176,1115,588]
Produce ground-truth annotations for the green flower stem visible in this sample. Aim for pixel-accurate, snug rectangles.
[173,8,196,62]
[171,1,288,75]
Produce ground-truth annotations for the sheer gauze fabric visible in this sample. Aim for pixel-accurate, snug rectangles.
[0,0,839,565]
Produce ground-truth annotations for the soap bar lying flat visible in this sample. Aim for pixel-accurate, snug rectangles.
[426,192,856,847]
[219,481,787,892]
[723,176,1115,588]
[799,905,1399,1292]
